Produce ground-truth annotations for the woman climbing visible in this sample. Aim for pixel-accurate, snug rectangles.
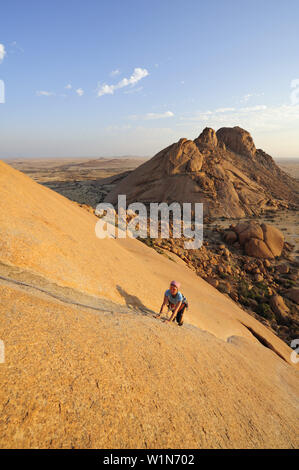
[156,280,188,326]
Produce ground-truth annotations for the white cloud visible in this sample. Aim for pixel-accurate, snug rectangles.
[129,111,174,121]
[181,104,268,122]
[118,68,149,87]
[179,103,299,133]
[240,92,264,103]
[0,44,6,63]
[36,90,55,96]
[240,105,267,112]
[98,84,114,96]
[110,69,120,76]
[97,67,149,97]
[65,84,72,89]
[145,111,174,120]
[76,88,84,96]
[215,107,236,113]
[104,124,133,132]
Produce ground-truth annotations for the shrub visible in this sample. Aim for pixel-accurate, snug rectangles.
[255,303,273,320]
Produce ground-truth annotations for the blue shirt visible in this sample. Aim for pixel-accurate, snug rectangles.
[165,289,183,305]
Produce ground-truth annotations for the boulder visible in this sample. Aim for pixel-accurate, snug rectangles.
[219,281,231,294]
[261,223,284,257]
[205,277,219,288]
[168,138,204,174]
[238,223,264,246]
[224,230,238,244]
[243,263,254,272]
[275,264,289,274]
[222,248,231,258]
[234,222,250,234]
[226,265,232,275]
[232,222,284,259]
[244,239,274,259]
[270,295,289,323]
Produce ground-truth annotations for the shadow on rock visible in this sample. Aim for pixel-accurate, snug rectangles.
[116,285,156,317]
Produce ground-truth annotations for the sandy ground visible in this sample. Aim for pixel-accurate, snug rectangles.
[3,156,147,182]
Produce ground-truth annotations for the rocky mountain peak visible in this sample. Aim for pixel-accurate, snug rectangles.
[216,126,256,158]
[104,126,298,218]
[194,127,218,148]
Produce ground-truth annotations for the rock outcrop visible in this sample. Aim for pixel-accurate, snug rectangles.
[0,160,298,449]
[194,127,218,148]
[225,222,285,258]
[261,223,285,257]
[105,126,299,219]
[164,138,204,174]
[270,295,290,323]
[216,126,256,158]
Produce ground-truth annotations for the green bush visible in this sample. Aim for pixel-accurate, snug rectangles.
[238,281,256,299]
[255,281,269,295]
[255,303,273,320]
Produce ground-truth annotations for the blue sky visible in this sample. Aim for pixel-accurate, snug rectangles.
[0,0,299,158]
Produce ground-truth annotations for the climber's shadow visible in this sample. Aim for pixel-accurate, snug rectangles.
[116,285,156,317]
